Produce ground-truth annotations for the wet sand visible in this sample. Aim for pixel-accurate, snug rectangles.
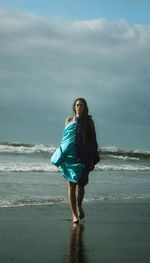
[0,201,150,263]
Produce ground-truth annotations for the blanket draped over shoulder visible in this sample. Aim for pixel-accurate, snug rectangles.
[50,118,100,183]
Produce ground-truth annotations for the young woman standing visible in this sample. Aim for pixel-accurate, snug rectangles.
[51,98,100,224]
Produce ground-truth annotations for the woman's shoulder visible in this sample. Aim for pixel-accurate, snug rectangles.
[65,116,74,127]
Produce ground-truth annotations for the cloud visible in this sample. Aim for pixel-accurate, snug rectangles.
[0,7,150,147]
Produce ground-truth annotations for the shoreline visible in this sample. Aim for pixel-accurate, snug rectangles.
[0,202,150,262]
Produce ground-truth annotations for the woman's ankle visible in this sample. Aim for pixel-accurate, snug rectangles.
[78,206,85,219]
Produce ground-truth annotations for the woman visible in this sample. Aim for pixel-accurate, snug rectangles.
[51,98,100,224]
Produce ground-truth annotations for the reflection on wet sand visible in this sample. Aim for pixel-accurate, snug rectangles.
[67,223,88,263]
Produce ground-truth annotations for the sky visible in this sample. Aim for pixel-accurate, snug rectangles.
[0,0,150,150]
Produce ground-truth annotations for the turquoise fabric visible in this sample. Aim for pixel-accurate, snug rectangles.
[50,118,85,183]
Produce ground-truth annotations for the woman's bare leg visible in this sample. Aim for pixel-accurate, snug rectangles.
[68,181,79,223]
[77,185,85,219]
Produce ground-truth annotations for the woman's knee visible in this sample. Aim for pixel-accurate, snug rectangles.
[68,181,76,191]
[76,184,84,192]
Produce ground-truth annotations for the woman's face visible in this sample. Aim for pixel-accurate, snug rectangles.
[75,100,84,116]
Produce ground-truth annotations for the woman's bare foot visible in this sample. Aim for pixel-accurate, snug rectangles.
[72,214,79,224]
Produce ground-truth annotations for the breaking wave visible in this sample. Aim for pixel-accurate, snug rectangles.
[0,142,55,155]
[0,162,150,172]
[0,142,150,172]
[0,142,150,159]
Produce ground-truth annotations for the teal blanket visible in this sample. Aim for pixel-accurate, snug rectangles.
[50,119,85,183]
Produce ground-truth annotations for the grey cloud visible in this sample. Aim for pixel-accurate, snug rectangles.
[0,7,150,148]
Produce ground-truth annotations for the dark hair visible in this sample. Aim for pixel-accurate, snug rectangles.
[72,97,89,118]
[72,98,94,143]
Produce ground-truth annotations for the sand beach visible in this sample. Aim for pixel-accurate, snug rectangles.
[0,201,150,263]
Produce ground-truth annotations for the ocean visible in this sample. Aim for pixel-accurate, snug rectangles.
[0,142,150,208]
